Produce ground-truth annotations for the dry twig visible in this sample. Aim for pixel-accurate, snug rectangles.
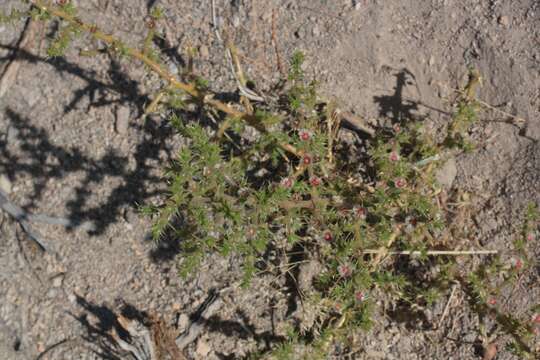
[175,290,222,349]
[362,249,498,256]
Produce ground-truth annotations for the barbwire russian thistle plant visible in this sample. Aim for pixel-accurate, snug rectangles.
[5,1,539,358]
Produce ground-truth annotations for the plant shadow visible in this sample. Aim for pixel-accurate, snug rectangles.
[70,293,286,359]
[373,68,420,125]
[0,43,228,256]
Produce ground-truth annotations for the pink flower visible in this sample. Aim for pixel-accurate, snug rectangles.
[394,178,407,188]
[338,264,352,278]
[393,123,401,133]
[323,231,333,242]
[298,129,312,141]
[309,176,321,187]
[405,216,418,234]
[511,258,523,271]
[302,154,312,165]
[488,298,497,306]
[280,177,293,188]
[526,233,534,241]
[355,291,367,302]
[353,206,367,220]
[389,151,400,162]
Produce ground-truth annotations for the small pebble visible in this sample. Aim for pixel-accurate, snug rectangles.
[0,174,12,194]
[46,288,58,299]
[498,15,510,26]
[177,313,189,332]
[198,45,209,59]
[196,338,211,357]
[115,106,130,135]
[52,274,64,288]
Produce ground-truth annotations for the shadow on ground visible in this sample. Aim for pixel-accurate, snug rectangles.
[69,293,285,359]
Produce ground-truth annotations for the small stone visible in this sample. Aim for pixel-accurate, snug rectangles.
[6,126,19,143]
[196,338,211,357]
[168,62,179,75]
[68,293,77,304]
[198,45,209,59]
[177,313,189,332]
[46,288,58,298]
[232,15,241,28]
[0,174,12,194]
[312,25,320,37]
[52,274,64,287]
[115,106,130,135]
[436,157,457,189]
[498,15,509,26]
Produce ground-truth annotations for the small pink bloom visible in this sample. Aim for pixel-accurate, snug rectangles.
[393,123,401,133]
[488,298,497,306]
[404,216,418,234]
[302,154,312,165]
[338,264,352,278]
[389,151,400,162]
[394,178,407,188]
[353,206,367,220]
[511,258,523,271]
[298,129,312,141]
[526,233,534,241]
[309,176,321,187]
[280,177,293,188]
[323,231,333,242]
[355,291,367,302]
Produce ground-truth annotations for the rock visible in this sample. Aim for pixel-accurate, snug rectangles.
[196,338,211,358]
[46,288,58,299]
[52,274,64,288]
[168,62,179,75]
[115,106,130,135]
[67,292,77,304]
[0,174,12,194]
[198,45,209,59]
[6,126,19,143]
[177,313,189,332]
[436,157,457,189]
[498,15,510,27]
[312,25,321,37]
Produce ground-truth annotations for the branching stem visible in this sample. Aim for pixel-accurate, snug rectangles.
[30,0,300,156]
